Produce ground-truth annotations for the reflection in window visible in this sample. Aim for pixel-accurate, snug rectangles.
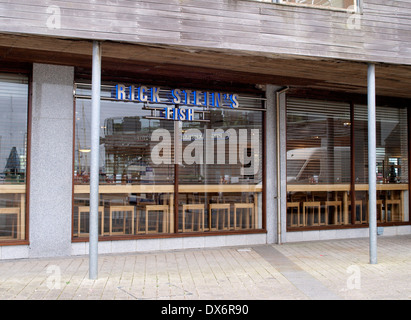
[178,108,263,232]
[73,84,264,238]
[286,98,409,229]
[287,99,351,185]
[287,99,351,227]
[74,93,175,237]
[0,73,28,241]
[355,105,409,185]
[355,105,409,223]
[75,100,174,185]
[281,0,356,10]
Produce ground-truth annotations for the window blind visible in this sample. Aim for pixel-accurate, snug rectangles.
[286,98,351,184]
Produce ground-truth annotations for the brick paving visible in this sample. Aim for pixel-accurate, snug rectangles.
[0,235,410,300]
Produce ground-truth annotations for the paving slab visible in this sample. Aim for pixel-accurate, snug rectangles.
[0,235,410,300]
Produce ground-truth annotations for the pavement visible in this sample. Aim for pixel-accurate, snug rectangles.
[0,235,410,300]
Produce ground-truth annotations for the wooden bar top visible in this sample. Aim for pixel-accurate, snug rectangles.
[0,184,26,193]
[287,183,408,192]
[74,184,263,194]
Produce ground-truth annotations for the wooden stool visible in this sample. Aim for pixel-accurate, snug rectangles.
[376,200,384,223]
[142,204,169,234]
[302,201,321,226]
[234,203,254,229]
[0,207,20,239]
[324,201,342,225]
[209,203,231,231]
[385,199,402,222]
[286,202,301,227]
[351,200,364,224]
[182,204,205,232]
[77,206,104,237]
[109,206,135,235]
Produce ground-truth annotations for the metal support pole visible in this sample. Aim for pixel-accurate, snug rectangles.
[368,63,377,264]
[89,41,102,279]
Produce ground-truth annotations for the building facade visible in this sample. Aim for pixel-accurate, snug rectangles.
[0,0,410,259]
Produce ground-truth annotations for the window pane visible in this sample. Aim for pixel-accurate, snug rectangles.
[281,0,356,10]
[178,108,264,232]
[74,85,175,238]
[286,98,351,227]
[0,73,28,241]
[74,84,264,238]
[287,98,409,228]
[355,105,409,224]
[75,99,174,186]
[287,99,351,184]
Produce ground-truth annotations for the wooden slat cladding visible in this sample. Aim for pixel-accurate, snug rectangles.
[2,33,411,99]
[0,0,410,65]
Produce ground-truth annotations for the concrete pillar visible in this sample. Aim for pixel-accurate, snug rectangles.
[265,85,287,244]
[29,63,74,258]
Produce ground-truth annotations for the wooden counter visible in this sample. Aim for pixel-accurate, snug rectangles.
[74,184,263,194]
[0,184,26,193]
[287,183,408,192]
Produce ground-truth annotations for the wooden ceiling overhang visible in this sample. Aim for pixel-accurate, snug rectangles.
[1,33,411,101]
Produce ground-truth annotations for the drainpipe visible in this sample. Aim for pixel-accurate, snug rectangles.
[276,86,289,245]
[89,41,102,279]
[368,63,377,264]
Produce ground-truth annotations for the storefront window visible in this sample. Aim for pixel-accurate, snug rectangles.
[286,98,409,229]
[73,83,264,239]
[280,0,356,11]
[354,105,409,224]
[286,99,351,227]
[178,109,263,232]
[0,73,29,242]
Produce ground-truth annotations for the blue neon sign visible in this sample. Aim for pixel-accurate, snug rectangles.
[114,84,239,109]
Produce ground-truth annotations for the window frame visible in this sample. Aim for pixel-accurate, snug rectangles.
[285,95,411,231]
[71,81,267,241]
[0,67,32,246]
[279,0,358,12]
[250,0,360,13]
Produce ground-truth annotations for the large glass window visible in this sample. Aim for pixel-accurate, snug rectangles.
[0,73,29,242]
[73,83,264,239]
[286,98,409,229]
[287,99,351,227]
[280,0,356,10]
[354,105,409,224]
[178,108,263,232]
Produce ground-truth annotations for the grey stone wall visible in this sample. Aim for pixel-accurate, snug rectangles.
[29,63,74,258]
